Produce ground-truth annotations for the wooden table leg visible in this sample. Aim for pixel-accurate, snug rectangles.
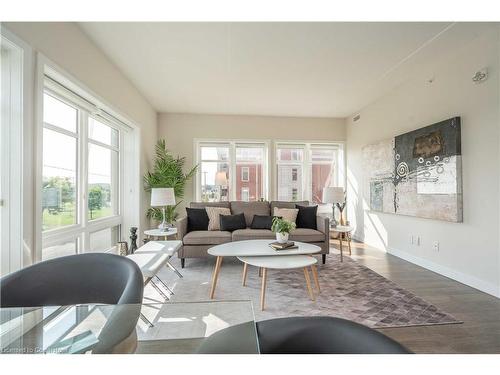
[260,268,268,311]
[347,233,352,256]
[209,256,223,299]
[242,262,248,286]
[311,265,320,293]
[303,267,315,301]
[339,235,344,262]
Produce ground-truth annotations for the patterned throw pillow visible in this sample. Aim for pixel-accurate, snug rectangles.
[205,206,231,231]
[273,207,299,223]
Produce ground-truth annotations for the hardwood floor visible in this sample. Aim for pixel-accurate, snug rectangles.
[136,239,499,354]
[338,240,500,353]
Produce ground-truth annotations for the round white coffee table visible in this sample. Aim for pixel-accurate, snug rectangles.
[207,240,321,299]
[238,255,319,311]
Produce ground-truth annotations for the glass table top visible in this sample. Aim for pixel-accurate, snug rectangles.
[0,300,259,354]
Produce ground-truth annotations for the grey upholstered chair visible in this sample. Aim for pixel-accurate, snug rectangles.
[0,253,144,353]
[197,316,411,354]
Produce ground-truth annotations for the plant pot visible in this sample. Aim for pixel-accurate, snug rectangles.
[276,232,289,244]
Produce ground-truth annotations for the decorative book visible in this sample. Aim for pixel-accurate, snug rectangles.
[269,241,298,250]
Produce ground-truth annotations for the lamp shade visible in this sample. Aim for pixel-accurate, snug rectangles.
[215,171,228,186]
[322,187,344,204]
[150,188,176,207]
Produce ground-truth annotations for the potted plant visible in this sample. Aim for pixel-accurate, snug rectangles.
[144,139,198,226]
[271,217,296,244]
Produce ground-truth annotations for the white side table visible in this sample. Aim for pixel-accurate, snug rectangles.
[144,228,178,241]
[330,225,354,262]
[238,255,319,311]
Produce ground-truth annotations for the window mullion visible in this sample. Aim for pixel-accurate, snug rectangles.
[230,142,236,201]
[302,143,312,202]
[80,110,89,253]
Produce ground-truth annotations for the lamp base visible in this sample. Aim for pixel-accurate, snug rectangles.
[331,206,338,228]
[158,220,168,232]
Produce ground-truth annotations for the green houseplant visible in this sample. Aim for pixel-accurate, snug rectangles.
[144,139,198,225]
[271,217,296,244]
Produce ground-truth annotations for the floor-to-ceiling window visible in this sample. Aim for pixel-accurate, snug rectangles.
[40,77,125,261]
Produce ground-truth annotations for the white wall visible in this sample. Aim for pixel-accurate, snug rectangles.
[346,29,500,297]
[158,112,346,210]
[4,22,157,263]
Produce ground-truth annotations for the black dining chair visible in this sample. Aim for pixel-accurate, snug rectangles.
[197,316,411,354]
[0,253,144,353]
[256,316,412,354]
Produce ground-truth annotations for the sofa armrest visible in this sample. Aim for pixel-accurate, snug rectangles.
[176,216,188,240]
[316,215,329,235]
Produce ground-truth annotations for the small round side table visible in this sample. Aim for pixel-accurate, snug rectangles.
[144,228,178,241]
[330,225,354,262]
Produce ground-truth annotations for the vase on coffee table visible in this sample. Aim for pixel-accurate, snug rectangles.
[276,232,289,244]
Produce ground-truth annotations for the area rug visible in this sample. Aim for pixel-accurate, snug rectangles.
[150,254,462,329]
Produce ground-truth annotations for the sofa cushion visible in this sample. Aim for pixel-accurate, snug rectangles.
[270,201,309,212]
[296,205,318,229]
[206,207,231,231]
[230,201,271,227]
[190,201,231,209]
[183,230,232,245]
[289,228,325,242]
[273,207,299,223]
[251,215,274,230]
[232,229,276,242]
[186,207,209,232]
[220,213,247,232]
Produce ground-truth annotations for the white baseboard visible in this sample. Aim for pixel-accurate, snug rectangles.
[387,246,500,299]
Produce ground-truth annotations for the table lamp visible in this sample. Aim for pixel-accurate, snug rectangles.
[150,187,176,231]
[322,187,345,227]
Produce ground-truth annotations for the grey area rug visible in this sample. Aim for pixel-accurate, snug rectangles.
[148,254,461,329]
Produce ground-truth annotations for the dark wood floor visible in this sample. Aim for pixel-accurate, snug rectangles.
[339,240,500,353]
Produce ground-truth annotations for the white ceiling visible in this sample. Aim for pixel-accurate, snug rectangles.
[79,22,494,118]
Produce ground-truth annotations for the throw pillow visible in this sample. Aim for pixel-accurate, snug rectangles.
[273,207,299,223]
[296,205,318,229]
[186,207,209,232]
[250,215,274,230]
[220,213,247,232]
[206,206,231,231]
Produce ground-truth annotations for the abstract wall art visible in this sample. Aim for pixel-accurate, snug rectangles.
[362,117,463,222]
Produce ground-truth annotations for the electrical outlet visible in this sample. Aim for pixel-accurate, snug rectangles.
[433,241,440,252]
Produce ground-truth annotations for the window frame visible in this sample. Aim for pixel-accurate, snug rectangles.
[274,141,344,203]
[35,58,136,262]
[194,139,270,202]
[40,85,124,259]
[0,28,31,275]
